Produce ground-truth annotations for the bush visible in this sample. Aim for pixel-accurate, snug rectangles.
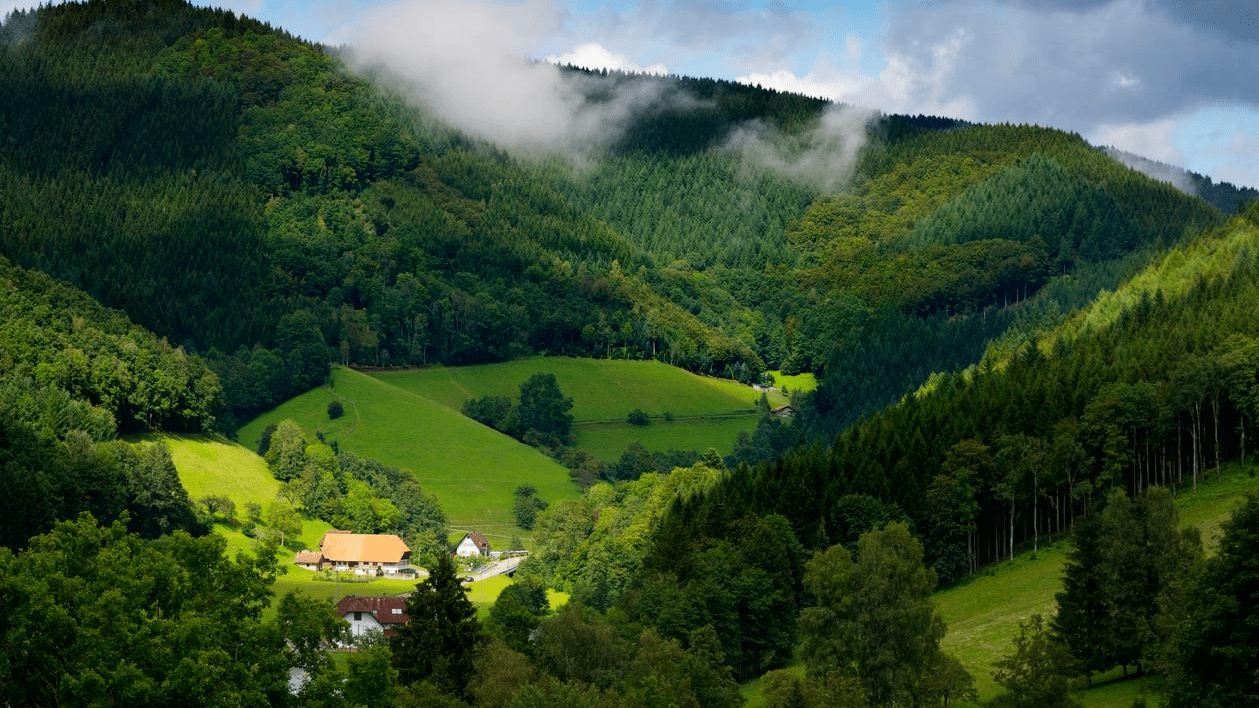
[327,399,345,420]
[627,408,650,426]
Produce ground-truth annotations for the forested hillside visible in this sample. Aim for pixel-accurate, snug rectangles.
[3,0,1253,570]
[0,255,215,546]
[0,0,763,431]
[658,202,1259,587]
[6,1,1259,706]
[2,0,1246,438]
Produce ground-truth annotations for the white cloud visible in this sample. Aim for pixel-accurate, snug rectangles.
[879,0,1259,130]
[723,103,875,191]
[736,28,978,120]
[546,43,668,75]
[342,0,677,157]
[1091,118,1185,166]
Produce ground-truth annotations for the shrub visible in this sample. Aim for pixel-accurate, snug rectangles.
[327,399,345,420]
[627,408,650,426]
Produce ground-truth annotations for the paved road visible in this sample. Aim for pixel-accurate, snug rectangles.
[462,555,526,582]
[393,555,527,596]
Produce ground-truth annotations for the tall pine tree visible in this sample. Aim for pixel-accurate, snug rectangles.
[391,553,484,698]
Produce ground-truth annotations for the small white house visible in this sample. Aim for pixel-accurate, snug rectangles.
[454,531,491,558]
[335,595,409,642]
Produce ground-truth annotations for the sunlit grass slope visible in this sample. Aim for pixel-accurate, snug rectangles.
[159,432,334,555]
[574,417,755,461]
[369,357,776,422]
[159,433,279,512]
[764,370,817,396]
[237,367,580,544]
[370,356,785,461]
[935,463,1259,705]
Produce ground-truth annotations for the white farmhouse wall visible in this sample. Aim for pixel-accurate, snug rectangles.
[343,611,385,637]
[455,536,480,557]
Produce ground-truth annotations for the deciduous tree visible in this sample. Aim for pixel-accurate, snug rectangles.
[799,522,966,707]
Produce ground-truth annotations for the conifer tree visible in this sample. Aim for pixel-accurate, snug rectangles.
[1052,514,1111,680]
[391,552,484,698]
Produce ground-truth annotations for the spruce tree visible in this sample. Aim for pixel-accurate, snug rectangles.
[391,552,483,697]
[1052,514,1112,680]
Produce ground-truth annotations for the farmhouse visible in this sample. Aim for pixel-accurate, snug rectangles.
[294,530,412,575]
[454,531,491,558]
[771,404,796,418]
[336,595,409,641]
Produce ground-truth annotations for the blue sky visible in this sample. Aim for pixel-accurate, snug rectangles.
[4,0,1256,188]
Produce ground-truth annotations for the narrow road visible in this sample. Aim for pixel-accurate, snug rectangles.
[461,555,526,582]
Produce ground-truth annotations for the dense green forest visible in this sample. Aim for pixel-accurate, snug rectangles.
[0,254,217,546]
[2,0,1247,435]
[4,1,1259,706]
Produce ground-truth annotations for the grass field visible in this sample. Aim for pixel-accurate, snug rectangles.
[764,370,818,396]
[237,359,787,532]
[935,543,1069,700]
[155,432,336,554]
[156,433,280,512]
[934,462,1259,705]
[155,433,548,626]
[574,416,757,461]
[236,367,581,545]
[369,357,781,422]
[369,357,782,461]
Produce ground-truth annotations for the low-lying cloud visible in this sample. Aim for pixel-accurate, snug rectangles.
[341,0,872,189]
[723,105,873,191]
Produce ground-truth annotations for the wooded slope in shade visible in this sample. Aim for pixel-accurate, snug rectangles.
[668,204,1259,588]
[0,254,216,546]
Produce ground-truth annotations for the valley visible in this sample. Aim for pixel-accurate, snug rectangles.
[3,2,1259,707]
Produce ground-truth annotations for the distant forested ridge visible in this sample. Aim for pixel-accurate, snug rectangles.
[3,0,1247,436]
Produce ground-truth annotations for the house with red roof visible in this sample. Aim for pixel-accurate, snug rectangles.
[335,595,409,642]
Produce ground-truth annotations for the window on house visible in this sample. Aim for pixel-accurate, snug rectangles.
[354,612,362,621]
[393,608,402,614]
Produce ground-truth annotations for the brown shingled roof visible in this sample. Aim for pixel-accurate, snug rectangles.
[293,550,323,564]
[319,531,410,564]
[336,595,409,625]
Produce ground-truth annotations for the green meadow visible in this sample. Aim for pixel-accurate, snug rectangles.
[370,357,784,461]
[369,357,780,422]
[157,433,525,613]
[574,417,756,461]
[237,367,580,545]
[764,370,817,396]
[158,433,280,512]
